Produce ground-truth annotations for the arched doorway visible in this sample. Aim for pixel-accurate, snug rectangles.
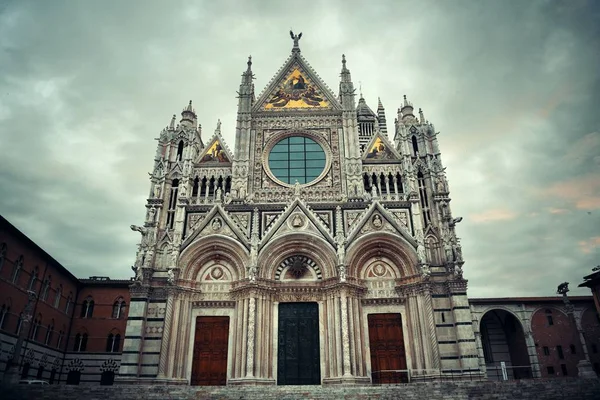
[480,309,531,380]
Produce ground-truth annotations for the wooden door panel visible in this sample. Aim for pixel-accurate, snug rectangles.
[368,313,407,384]
[191,316,229,386]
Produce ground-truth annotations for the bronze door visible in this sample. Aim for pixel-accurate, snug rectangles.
[277,302,321,385]
[191,316,229,386]
[368,313,408,384]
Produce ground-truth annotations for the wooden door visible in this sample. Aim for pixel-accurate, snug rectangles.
[368,313,408,383]
[277,302,321,385]
[191,316,229,386]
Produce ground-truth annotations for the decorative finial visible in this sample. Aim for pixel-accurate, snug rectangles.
[215,119,221,134]
[169,114,176,129]
[290,29,302,52]
[247,55,252,68]
[359,81,363,98]
[342,54,346,65]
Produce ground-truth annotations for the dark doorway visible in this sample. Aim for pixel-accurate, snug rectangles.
[20,362,30,379]
[277,302,321,385]
[66,370,81,385]
[49,369,56,384]
[480,310,531,381]
[190,316,229,386]
[368,313,408,384]
[100,370,115,385]
[36,365,44,379]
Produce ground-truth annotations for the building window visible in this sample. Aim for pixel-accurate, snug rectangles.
[0,242,6,271]
[267,136,326,185]
[80,297,94,318]
[65,293,73,314]
[411,135,419,156]
[560,364,568,376]
[15,312,23,335]
[543,346,550,356]
[30,314,42,341]
[66,370,81,385]
[177,140,184,161]
[57,330,64,349]
[27,266,38,291]
[557,345,564,359]
[36,365,44,379]
[74,333,88,352]
[40,276,51,301]
[49,369,56,384]
[570,344,576,354]
[45,320,54,346]
[592,344,598,354]
[0,303,9,330]
[106,333,121,352]
[547,366,555,375]
[11,255,23,284]
[417,171,431,226]
[54,285,62,309]
[166,179,179,229]
[112,298,126,319]
[545,309,554,326]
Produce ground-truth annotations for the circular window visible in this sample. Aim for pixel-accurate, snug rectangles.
[267,136,326,185]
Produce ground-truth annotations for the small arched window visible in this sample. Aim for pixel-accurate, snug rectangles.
[112,298,126,319]
[74,332,88,352]
[65,292,73,314]
[11,255,23,284]
[0,242,6,272]
[80,297,94,318]
[27,266,38,291]
[545,309,554,326]
[45,319,54,346]
[40,275,51,301]
[57,327,65,349]
[15,312,23,335]
[30,314,42,341]
[106,332,121,352]
[0,302,10,330]
[54,285,63,308]
[411,135,419,156]
[177,140,184,161]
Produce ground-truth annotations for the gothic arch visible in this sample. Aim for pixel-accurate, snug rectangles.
[178,235,248,282]
[347,232,418,278]
[258,233,336,280]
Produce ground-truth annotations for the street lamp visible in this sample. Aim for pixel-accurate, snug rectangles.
[556,282,596,379]
[4,290,37,384]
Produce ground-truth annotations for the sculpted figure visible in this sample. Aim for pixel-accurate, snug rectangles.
[167,268,175,285]
[148,206,156,223]
[338,265,347,282]
[131,265,143,282]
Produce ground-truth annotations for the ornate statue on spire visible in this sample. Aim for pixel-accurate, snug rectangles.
[290,30,302,49]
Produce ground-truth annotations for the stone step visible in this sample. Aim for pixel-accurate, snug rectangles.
[1,378,600,400]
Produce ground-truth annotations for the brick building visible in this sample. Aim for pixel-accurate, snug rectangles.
[0,215,130,385]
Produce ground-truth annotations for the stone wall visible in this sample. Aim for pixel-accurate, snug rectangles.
[2,378,600,400]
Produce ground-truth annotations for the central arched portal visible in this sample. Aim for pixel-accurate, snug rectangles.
[277,302,321,385]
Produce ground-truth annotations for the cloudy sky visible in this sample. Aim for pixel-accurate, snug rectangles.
[0,0,598,297]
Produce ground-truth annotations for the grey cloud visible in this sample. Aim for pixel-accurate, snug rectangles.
[0,0,598,296]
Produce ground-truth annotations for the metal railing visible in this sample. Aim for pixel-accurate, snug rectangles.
[371,365,537,384]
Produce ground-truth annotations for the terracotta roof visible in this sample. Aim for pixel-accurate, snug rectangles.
[470,296,593,304]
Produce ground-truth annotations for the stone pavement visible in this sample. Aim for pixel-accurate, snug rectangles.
[1,378,599,400]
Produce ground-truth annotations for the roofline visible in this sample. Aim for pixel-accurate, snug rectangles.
[469,296,594,304]
[0,214,131,287]
[0,214,80,283]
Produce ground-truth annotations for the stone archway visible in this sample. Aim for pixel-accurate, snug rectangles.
[480,309,531,380]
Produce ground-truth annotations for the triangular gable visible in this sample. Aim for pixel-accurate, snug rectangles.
[196,123,233,165]
[253,54,342,112]
[345,201,416,248]
[168,162,184,179]
[181,204,249,251]
[259,197,335,249]
[362,132,402,163]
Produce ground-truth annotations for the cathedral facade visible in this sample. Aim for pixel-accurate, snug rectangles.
[119,34,480,386]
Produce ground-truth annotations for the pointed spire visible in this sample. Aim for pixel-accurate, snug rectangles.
[401,94,414,120]
[377,97,388,135]
[340,54,351,82]
[169,114,176,130]
[180,100,196,128]
[215,119,221,135]
[419,108,425,124]
[241,55,254,85]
